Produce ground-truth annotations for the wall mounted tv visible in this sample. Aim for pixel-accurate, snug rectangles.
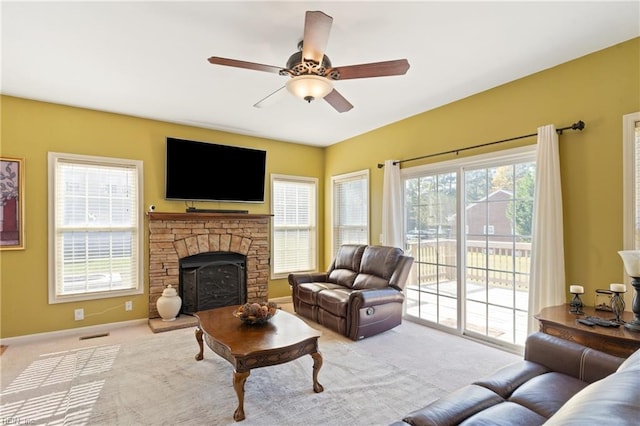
[165,137,267,203]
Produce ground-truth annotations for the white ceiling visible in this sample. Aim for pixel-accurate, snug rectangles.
[2,1,639,147]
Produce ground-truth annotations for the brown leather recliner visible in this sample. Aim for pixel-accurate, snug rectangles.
[288,244,414,340]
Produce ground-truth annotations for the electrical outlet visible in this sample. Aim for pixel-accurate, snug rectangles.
[125,301,133,311]
[74,308,84,321]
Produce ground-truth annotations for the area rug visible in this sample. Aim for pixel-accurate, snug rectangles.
[0,315,519,425]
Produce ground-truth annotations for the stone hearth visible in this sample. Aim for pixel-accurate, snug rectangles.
[147,212,271,321]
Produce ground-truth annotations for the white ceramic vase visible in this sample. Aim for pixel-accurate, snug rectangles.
[157,284,182,321]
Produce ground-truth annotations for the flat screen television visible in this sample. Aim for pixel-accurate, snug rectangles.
[165,137,266,203]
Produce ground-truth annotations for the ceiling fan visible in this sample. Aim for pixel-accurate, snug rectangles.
[207,10,410,113]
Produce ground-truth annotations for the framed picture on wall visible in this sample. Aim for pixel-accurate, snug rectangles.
[0,156,25,250]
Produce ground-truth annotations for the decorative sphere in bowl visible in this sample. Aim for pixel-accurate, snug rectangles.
[233,302,279,324]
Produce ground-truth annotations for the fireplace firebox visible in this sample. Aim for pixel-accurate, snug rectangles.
[180,252,247,314]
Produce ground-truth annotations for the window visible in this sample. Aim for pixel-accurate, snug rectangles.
[48,152,143,303]
[271,174,317,278]
[331,169,369,255]
[623,112,640,250]
[483,225,495,235]
[403,146,535,349]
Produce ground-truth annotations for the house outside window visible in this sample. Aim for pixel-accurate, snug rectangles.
[271,174,317,278]
[48,152,143,303]
[331,169,369,256]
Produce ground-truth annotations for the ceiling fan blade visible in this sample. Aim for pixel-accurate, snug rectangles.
[332,59,410,80]
[253,86,287,109]
[302,11,333,64]
[208,57,283,74]
[324,89,354,113]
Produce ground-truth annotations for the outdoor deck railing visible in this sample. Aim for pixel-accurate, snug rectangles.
[405,239,531,290]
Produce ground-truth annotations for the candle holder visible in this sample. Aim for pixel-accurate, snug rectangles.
[618,251,640,332]
[569,292,584,315]
[610,291,626,324]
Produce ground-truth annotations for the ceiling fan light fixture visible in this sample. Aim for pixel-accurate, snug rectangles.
[285,74,333,103]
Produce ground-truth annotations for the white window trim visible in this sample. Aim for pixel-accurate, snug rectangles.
[402,145,536,179]
[48,152,144,304]
[270,173,318,279]
[623,112,640,251]
[330,169,370,255]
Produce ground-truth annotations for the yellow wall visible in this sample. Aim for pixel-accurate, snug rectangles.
[2,38,638,338]
[0,98,324,337]
[325,38,640,308]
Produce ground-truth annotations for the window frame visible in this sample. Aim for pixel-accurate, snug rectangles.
[623,112,640,252]
[330,169,370,256]
[402,145,536,350]
[270,173,318,279]
[48,152,144,304]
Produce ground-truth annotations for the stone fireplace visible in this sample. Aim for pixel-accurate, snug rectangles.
[147,212,270,320]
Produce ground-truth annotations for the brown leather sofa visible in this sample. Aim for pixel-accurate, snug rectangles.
[288,244,414,340]
[394,331,640,426]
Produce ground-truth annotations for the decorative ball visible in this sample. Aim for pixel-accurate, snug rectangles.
[233,302,278,324]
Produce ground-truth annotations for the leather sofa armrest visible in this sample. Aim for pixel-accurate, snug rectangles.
[524,332,624,382]
[288,272,329,287]
[389,255,414,290]
[351,287,404,307]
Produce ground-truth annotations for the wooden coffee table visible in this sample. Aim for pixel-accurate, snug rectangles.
[194,305,323,421]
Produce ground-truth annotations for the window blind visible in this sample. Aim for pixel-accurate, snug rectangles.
[332,170,369,255]
[272,176,317,276]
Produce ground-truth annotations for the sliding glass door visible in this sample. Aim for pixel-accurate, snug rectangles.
[404,172,458,328]
[403,147,535,348]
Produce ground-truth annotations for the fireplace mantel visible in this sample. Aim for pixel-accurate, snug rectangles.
[147,212,271,320]
[148,212,273,220]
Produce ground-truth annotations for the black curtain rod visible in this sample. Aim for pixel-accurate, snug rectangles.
[377,120,585,169]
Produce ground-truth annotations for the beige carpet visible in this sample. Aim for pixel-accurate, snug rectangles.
[0,307,519,425]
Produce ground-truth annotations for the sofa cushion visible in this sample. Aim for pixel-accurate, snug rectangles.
[333,244,366,271]
[544,367,640,426]
[401,384,504,426]
[325,244,366,288]
[296,282,344,305]
[359,245,403,278]
[459,401,547,426]
[352,246,403,289]
[473,360,550,398]
[352,273,390,290]
[508,372,588,419]
[317,288,352,317]
[328,268,359,288]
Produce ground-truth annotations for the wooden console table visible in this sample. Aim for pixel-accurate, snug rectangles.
[534,304,640,358]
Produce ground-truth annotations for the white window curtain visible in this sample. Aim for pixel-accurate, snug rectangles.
[528,124,566,332]
[382,159,404,248]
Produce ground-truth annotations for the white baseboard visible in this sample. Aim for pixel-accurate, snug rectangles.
[269,296,292,304]
[0,318,148,346]
[2,299,292,346]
